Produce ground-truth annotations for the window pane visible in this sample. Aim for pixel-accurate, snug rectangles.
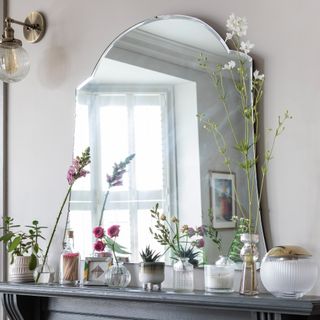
[134,104,163,190]
[69,210,92,258]
[100,105,129,191]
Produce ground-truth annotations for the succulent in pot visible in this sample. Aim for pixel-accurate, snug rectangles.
[139,245,164,291]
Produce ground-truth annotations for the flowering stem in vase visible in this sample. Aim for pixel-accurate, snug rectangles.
[35,185,73,283]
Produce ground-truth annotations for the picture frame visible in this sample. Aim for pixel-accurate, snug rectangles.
[210,171,236,229]
[83,257,112,285]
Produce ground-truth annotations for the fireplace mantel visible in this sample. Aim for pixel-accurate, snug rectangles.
[1,282,320,320]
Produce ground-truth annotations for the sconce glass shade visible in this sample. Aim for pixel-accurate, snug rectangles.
[0,42,30,83]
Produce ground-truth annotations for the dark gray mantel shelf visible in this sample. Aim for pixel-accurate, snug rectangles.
[1,282,320,320]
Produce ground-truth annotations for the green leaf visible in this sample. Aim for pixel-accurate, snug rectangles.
[29,253,37,270]
[33,243,39,254]
[0,232,14,242]
[8,236,22,252]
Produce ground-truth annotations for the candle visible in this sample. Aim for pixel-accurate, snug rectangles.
[205,265,234,292]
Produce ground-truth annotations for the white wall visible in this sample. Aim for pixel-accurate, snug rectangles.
[7,0,320,293]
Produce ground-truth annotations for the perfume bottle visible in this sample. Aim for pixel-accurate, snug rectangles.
[59,230,80,285]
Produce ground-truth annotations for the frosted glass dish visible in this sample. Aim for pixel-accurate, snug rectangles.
[260,246,318,299]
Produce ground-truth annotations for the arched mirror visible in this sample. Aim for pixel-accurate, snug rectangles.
[68,15,267,263]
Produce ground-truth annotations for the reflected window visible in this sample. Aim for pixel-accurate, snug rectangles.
[69,90,176,260]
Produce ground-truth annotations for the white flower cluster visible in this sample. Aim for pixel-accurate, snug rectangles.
[222,14,265,81]
[253,70,264,81]
[225,13,255,55]
[226,13,248,38]
[222,60,236,70]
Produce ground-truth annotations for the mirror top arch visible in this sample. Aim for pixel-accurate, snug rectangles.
[78,15,233,91]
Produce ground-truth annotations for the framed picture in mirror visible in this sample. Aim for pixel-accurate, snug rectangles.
[210,172,236,229]
[83,257,112,285]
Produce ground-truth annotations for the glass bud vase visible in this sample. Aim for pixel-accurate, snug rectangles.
[239,233,259,296]
[173,258,194,292]
[105,262,131,288]
[34,259,55,284]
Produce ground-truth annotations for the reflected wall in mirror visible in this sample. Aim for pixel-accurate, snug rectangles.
[68,15,266,263]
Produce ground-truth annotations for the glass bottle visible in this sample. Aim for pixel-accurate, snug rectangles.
[59,230,80,285]
[34,255,55,284]
[173,257,194,292]
[239,233,259,295]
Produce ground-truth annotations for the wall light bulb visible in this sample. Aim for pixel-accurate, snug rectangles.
[0,45,30,82]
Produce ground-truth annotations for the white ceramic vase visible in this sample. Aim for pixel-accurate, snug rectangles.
[9,256,35,283]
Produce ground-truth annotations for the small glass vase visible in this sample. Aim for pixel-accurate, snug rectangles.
[239,233,259,296]
[105,262,131,288]
[173,257,194,292]
[34,260,55,284]
[205,256,235,293]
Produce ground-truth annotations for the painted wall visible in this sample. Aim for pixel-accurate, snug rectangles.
[7,0,320,293]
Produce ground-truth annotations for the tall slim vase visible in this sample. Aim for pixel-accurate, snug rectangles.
[239,233,259,296]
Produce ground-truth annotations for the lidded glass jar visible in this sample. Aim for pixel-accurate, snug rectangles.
[260,246,318,299]
[59,230,80,285]
[173,257,194,292]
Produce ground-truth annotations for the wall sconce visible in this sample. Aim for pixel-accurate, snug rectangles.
[0,11,46,83]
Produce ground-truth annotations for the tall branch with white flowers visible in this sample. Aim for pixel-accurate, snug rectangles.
[198,14,291,233]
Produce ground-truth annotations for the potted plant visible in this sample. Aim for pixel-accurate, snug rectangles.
[139,245,164,291]
[0,217,46,282]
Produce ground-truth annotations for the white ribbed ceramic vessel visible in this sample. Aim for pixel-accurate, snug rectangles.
[260,246,318,299]
[9,256,35,283]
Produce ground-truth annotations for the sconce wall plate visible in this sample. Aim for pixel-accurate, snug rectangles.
[23,11,46,43]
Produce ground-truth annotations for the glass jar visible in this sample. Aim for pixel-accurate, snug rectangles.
[260,246,318,298]
[59,230,80,285]
[34,259,55,284]
[239,233,259,296]
[173,258,194,292]
[205,256,235,293]
[105,262,131,288]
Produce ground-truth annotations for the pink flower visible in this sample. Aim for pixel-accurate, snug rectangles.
[93,226,105,239]
[67,152,90,186]
[93,240,106,252]
[196,238,205,248]
[107,225,120,238]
